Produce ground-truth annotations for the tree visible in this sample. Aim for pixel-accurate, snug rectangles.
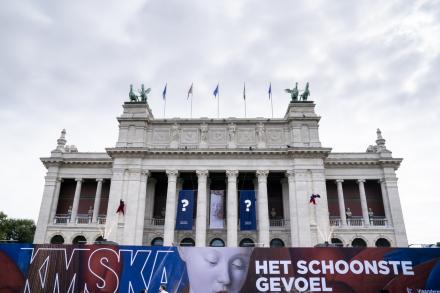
[0,211,36,243]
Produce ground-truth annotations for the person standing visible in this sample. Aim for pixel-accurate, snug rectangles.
[159,285,168,293]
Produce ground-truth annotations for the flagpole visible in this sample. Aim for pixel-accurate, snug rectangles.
[270,94,273,118]
[164,98,166,118]
[244,100,247,118]
[191,94,193,118]
[217,92,219,118]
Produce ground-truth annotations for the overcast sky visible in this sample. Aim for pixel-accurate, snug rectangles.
[0,0,439,245]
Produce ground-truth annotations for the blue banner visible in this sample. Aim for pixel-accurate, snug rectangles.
[239,190,256,230]
[176,190,194,230]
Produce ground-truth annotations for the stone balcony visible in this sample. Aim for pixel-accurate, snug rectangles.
[329,216,389,228]
[53,214,106,225]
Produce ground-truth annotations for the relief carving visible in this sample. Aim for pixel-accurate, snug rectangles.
[266,128,284,144]
[237,128,255,144]
[152,129,170,143]
[181,129,198,144]
[209,129,226,144]
[228,123,236,148]
[256,122,266,144]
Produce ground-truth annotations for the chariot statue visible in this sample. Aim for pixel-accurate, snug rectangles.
[285,82,299,102]
[129,84,139,102]
[138,84,151,102]
[300,82,310,101]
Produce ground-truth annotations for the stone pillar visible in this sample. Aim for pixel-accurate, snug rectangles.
[379,179,392,226]
[256,170,270,247]
[357,179,370,227]
[195,170,208,247]
[281,178,290,226]
[49,178,63,222]
[294,171,312,246]
[383,168,408,246]
[92,179,104,223]
[34,165,61,243]
[104,168,126,244]
[134,171,149,244]
[226,170,239,247]
[163,170,178,246]
[286,170,299,246]
[336,180,347,227]
[70,178,83,223]
[311,170,330,244]
[146,178,157,220]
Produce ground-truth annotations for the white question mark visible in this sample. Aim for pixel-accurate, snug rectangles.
[181,199,189,211]
[244,199,251,212]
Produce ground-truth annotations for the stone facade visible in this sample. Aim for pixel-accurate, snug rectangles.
[34,100,408,247]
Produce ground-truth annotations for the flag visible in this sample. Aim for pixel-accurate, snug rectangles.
[116,199,125,215]
[243,83,246,100]
[187,83,193,99]
[268,83,272,100]
[309,194,321,205]
[162,83,167,100]
[213,84,219,98]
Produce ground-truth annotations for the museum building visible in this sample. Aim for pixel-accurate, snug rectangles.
[33,97,408,248]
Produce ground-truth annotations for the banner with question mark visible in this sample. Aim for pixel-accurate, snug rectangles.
[239,190,256,230]
[176,190,194,230]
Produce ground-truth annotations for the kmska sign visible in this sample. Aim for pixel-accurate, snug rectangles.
[0,244,439,292]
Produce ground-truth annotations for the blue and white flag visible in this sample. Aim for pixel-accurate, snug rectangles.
[213,84,219,98]
[162,83,167,100]
[176,190,194,230]
[187,83,193,99]
[243,83,246,100]
[239,190,256,230]
[268,83,272,100]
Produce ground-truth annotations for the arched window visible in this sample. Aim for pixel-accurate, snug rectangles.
[351,238,367,247]
[72,235,87,244]
[210,238,225,247]
[94,236,105,244]
[239,238,255,247]
[151,237,164,246]
[50,235,64,244]
[375,238,391,247]
[270,238,285,247]
[331,238,343,247]
[180,238,195,247]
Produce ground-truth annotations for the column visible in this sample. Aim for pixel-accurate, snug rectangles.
[357,179,370,226]
[286,170,299,246]
[49,178,63,222]
[379,179,392,226]
[134,171,149,244]
[336,180,347,227]
[146,178,157,221]
[70,178,83,223]
[256,170,270,247]
[311,170,330,244]
[34,165,60,243]
[281,178,290,227]
[295,171,312,246]
[104,168,126,243]
[92,179,104,223]
[382,168,408,246]
[163,170,178,246]
[195,170,208,247]
[226,170,238,247]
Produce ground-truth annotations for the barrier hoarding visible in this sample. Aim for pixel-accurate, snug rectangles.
[0,244,439,292]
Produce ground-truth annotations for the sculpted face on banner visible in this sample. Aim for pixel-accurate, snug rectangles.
[178,247,252,293]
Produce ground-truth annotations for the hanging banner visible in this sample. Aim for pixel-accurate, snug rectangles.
[239,190,256,230]
[175,190,194,230]
[209,190,225,229]
[1,244,440,292]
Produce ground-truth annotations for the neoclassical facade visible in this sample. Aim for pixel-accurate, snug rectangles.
[34,99,408,247]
